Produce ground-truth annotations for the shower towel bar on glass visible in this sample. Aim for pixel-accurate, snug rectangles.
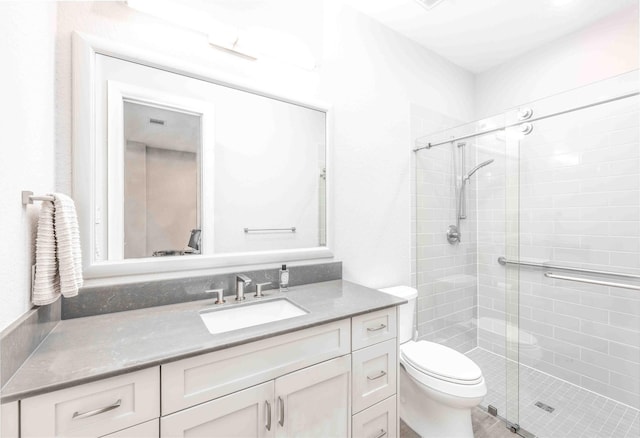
[244,227,296,233]
[544,272,640,291]
[497,256,640,280]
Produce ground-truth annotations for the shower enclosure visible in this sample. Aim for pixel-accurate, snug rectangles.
[412,71,639,438]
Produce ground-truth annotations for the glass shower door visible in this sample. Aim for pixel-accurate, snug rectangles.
[504,72,640,438]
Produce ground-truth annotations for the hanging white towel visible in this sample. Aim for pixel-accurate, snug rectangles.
[32,193,83,305]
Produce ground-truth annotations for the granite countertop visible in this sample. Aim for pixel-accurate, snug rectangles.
[1,280,405,403]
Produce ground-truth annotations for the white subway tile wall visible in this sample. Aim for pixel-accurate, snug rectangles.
[477,90,640,410]
[411,104,480,353]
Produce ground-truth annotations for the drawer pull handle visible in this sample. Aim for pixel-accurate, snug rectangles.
[373,429,387,438]
[367,324,386,332]
[72,399,122,420]
[367,370,387,380]
[265,400,272,431]
[278,396,285,427]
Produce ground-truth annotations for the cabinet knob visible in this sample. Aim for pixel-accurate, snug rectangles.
[277,396,285,427]
[264,400,272,431]
[72,399,121,420]
[373,429,387,438]
[367,323,386,332]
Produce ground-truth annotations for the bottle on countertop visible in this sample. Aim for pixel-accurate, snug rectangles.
[279,264,289,292]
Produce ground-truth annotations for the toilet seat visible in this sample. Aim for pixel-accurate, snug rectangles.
[400,340,483,385]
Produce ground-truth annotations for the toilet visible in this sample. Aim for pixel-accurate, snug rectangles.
[380,286,487,438]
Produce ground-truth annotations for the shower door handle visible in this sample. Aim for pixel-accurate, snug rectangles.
[544,272,640,291]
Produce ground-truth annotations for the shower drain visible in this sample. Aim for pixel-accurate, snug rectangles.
[535,401,555,413]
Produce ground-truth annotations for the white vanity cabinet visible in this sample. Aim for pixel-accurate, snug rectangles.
[162,356,351,438]
[351,307,399,438]
[20,367,160,438]
[14,308,399,438]
[274,355,351,437]
[1,402,19,438]
[161,381,275,437]
[160,319,351,415]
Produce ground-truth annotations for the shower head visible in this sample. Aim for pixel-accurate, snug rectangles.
[464,159,494,181]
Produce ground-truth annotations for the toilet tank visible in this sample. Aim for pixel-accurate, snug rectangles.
[379,286,418,344]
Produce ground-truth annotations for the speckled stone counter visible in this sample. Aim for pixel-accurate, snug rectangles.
[1,280,405,403]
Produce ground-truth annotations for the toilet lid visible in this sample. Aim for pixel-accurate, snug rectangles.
[401,341,483,385]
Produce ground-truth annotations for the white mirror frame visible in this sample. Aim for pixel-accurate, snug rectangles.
[72,32,333,281]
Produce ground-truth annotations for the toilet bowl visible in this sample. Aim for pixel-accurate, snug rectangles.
[380,286,487,438]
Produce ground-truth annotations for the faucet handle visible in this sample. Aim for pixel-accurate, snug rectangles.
[254,282,272,298]
[205,288,225,304]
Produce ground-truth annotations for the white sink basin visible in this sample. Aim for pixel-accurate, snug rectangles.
[199,298,309,334]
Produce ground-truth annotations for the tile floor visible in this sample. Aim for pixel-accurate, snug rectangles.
[467,348,640,438]
[400,408,515,438]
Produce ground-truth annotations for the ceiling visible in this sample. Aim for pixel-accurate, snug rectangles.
[347,0,638,73]
[124,102,200,154]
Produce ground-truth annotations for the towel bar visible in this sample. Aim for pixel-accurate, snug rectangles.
[22,191,54,205]
[244,227,296,233]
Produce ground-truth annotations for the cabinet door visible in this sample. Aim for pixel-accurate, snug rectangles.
[161,381,274,438]
[1,402,19,438]
[275,355,351,438]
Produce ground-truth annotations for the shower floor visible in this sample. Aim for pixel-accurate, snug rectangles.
[467,348,640,438]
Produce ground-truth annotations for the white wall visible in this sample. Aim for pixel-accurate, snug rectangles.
[54,1,475,290]
[0,2,57,331]
[320,1,475,288]
[475,4,639,119]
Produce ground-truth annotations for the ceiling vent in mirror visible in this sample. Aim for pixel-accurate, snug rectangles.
[414,0,447,11]
[149,118,165,125]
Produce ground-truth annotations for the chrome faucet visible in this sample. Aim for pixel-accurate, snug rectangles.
[235,274,252,301]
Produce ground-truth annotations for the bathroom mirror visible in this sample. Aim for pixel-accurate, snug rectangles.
[73,33,332,280]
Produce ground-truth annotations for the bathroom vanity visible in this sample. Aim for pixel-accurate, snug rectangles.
[1,281,404,438]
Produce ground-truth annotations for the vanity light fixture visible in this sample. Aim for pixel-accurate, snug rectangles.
[208,31,259,61]
[125,0,317,68]
[125,0,257,60]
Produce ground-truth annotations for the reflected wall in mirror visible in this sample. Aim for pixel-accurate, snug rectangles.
[123,102,201,259]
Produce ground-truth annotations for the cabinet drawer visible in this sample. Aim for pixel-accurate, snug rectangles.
[352,339,397,414]
[162,319,350,415]
[352,308,397,350]
[352,396,397,438]
[101,419,159,437]
[21,367,159,438]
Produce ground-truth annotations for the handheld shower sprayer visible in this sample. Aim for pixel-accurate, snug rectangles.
[464,159,495,182]
[447,157,495,244]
